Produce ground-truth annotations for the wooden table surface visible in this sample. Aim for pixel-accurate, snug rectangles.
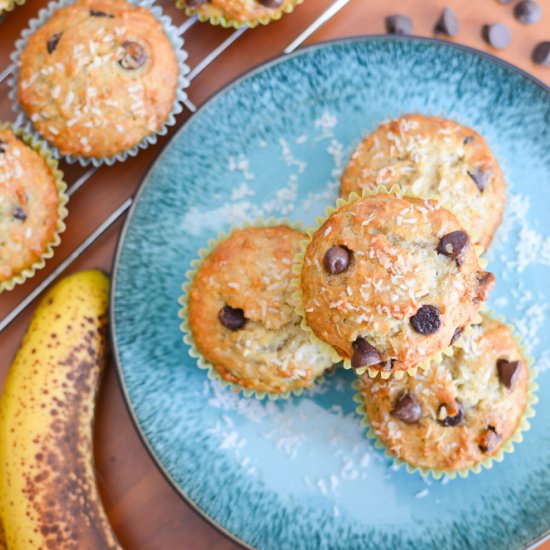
[1,0,549,548]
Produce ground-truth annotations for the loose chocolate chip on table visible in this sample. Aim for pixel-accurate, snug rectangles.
[479,426,502,453]
[532,42,550,66]
[385,14,413,36]
[391,393,422,424]
[258,0,284,7]
[218,305,246,331]
[482,23,511,50]
[434,7,459,37]
[47,33,62,54]
[351,337,382,369]
[468,167,491,192]
[497,359,522,389]
[450,327,464,345]
[323,245,351,275]
[463,136,475,145]
[13,206,27,221]
[514,0,541,25]
[90,9,114,17]
[437,230,470,266]
[119,42,147,70]
[410,305,441,335]
[437,401,464,427]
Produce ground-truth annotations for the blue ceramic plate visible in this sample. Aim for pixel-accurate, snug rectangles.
[112,37,550,549]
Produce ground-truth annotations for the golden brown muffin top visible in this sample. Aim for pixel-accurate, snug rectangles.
[0,129,61,283]
[18,0,179,158]
[340,114,506,251]
[188,225,333,395]
[181,0,297,24]
[357,316,530,472]
[300,194,495,374]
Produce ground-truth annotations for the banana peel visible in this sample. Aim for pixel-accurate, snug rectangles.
[0,270,121,549]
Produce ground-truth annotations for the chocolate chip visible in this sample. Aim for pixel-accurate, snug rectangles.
[437,230,470,266]
[497,359,522,389]
[514,0,541,24]
[463,135,475,145]
[468,168,491,192]
[351,337,382,369]
[391,393,421,424]
[479,426,502,453]
[410,305,441,335]
[532,42,550,66]
[218,306,246,331]
[258,0,284,6]
[0,140,6,154]
[47,33,62,54]
[437,401,464,427]
[13,206,27,221]
[482,23,511,50]
[90,9,114,17]
[323,246,351,275]
[434,8,459,36]
[385,14,413,35]
[450,327,464,345]
[186,0,208,6]
[119,41,146,70]
[475,271,496,301]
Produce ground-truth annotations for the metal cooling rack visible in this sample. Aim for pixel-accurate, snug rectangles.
[0,0,350,331]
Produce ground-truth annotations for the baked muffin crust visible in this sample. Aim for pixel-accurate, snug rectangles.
[188,225,333,395]
[340,114,506,251]
[300,194,495,374]
[357,316,530,472]
[18,0,179,158]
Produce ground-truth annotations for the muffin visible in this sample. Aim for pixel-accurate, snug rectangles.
[0,127,67,291]
[298,192,495,376]
[184,225,334,396]
[340,114,506,251]
[176,0,302,28]
[17,0,179,160]
[356,315,534,475]
[0,0,25,16]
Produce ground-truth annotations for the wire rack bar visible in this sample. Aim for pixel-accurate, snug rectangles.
[0,0,352,331]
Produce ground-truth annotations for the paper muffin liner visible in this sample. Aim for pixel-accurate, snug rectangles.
[352,314,539,480]
[291,183,491,379]
[0,122,68,292]
[0,0,26,17]
[7,0,190,167]
[178,217,334,401]
[174,0,303,29]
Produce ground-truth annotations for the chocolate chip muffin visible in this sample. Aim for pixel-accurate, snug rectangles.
[176,0,302,28]
[340,114,506,251]
[185,225,334,396]
[17,0,179,159]
[356,315,533,474]
[298,193,495,376]
[0,127,67,290]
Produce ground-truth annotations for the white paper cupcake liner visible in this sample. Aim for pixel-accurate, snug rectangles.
[7,0,190,167]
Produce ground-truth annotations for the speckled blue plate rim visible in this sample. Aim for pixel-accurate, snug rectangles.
[109,34,550,550]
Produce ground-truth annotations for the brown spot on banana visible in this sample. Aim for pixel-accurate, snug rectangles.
[0,271,121,550]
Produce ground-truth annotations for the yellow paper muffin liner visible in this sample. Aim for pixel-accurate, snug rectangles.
[352,314,539,480]
[0,123,68,293]
[178,217,334,401]
[175,0,303,29]
[0,0,25,17]
[291,184,491,379]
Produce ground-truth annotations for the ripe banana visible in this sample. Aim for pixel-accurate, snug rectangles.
[0,270,121,550]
